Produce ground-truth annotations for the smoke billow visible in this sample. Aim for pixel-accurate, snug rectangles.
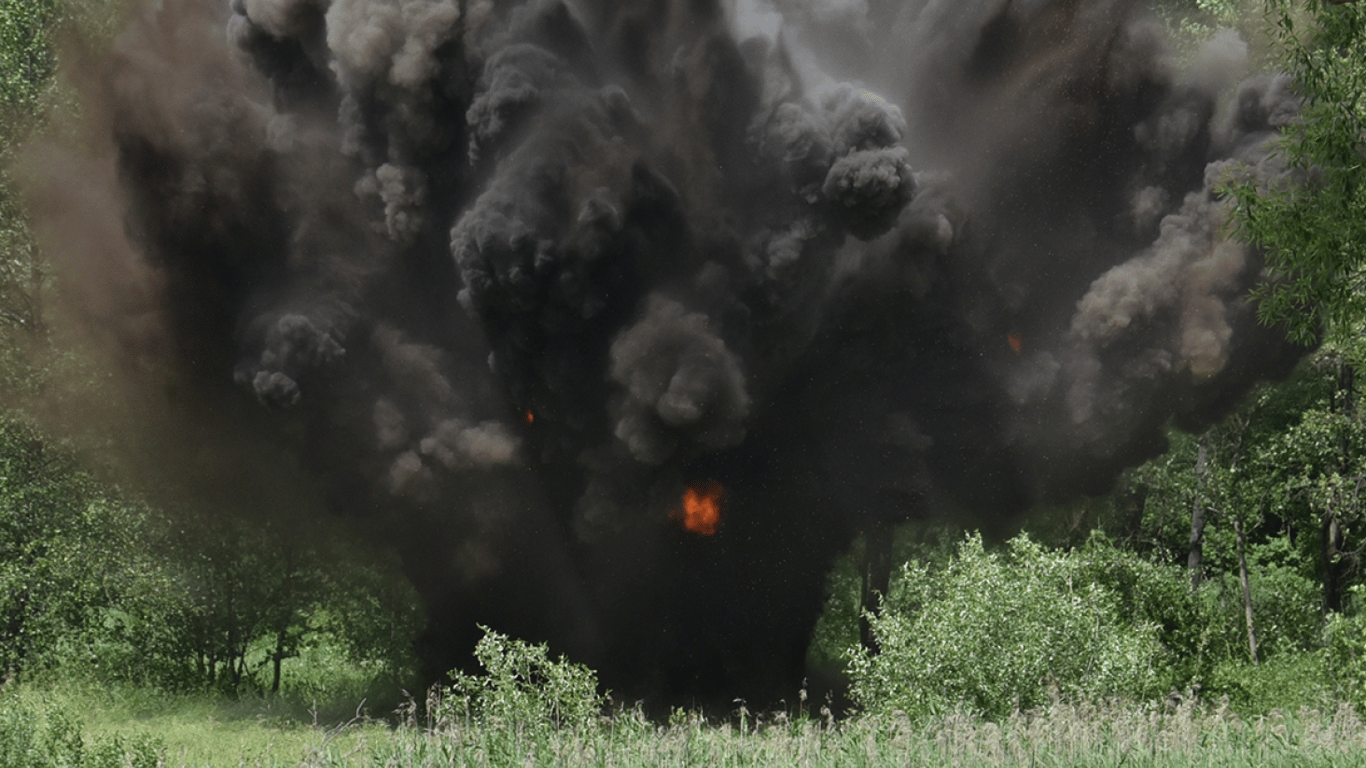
[23,0,1308,701]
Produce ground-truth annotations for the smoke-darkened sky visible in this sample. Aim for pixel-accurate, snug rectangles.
[22,0,1307,701]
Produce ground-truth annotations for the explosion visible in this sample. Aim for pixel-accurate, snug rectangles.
[23,0,1307,703]
[673,482,724,536]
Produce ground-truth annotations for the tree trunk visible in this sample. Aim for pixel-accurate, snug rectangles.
[1322,356,1355,617]
[1322,513,1346,616]
[1333,357,1354,416]
[859,519,893,654]
[232,650,244,690]
[271,629,285,695]
[1234,516,1259,665]
[1187,435,1210,591]
[270,546,297,695]
[226,576,241,690]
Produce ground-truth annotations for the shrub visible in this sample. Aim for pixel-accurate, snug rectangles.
[443,626,602,734]
[1326,587,1366,713]
[847,533,1164,720]
[0,695,162,768]
[1074,532,1213,691]
[1200,563,1321,666]
[1208,652,1333,715]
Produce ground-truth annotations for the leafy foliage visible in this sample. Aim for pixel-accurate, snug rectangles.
[847,534,1164,720]
[445,627,603,734]
[1073,533,1216,689]
[90,509,424,698]
[807,525,963,672]
[1326,585,1366,712]
[0,695,163,768]
[0,0,126,394]
[0,414,422,701]
[0,0,58,136]
[1210,562,1321,659]
[1154,0,1264,51]
[1209,651,1334,715]
[1225,0,1366,346]
[825,346,1364,719]
[0,417,137,680]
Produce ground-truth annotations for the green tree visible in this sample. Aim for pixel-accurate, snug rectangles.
[0,0,125,393]
[1247,349,1366,616]
[1156,0,1262,48]
[1014,358,1335,689]
[0,0,59,133]
[1226,0,1366,347]
[102,507,423,697]
[0,417,146,680]
[0,0,61,382]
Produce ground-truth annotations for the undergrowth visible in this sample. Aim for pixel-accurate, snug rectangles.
[6,629,1366,766]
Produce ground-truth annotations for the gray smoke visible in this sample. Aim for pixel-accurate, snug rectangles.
[609,296,751,466]
[22,0,1309,702]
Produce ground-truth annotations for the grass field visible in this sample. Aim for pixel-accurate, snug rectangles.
[7,683,1366,767]
[1,683,386,767]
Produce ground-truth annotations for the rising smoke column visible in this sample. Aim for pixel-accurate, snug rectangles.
[22,0,1308,702]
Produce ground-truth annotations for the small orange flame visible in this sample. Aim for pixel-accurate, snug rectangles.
[525,410,535,424]
[1007,330,1023,355]
[672,481,724,536]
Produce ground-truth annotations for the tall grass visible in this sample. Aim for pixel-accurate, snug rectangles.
[307,699,1366,767]
[0,681,388,768]
[10,629,1366,767]
[298,628,1366,767]
[7,681,1366,765]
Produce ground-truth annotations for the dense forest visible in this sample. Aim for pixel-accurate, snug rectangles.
[4,0,1366,766]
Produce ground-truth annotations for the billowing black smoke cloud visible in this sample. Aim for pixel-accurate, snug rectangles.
[27,0,1307,701]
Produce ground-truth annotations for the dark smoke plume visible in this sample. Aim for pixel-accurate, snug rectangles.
[21,0,1306,701]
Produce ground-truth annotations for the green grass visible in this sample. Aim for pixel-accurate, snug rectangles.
[79,695,384,768]
[1,682,388,767]
[8,682,1366,767]
[354,700,1366,768]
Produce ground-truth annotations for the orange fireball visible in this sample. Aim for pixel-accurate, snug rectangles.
[672,481,724,536]
[1007,330,1023,355]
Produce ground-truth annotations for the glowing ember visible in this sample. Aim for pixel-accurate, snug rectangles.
[1007,330,1023,355]
[672,481,724,536]
[525,410,535,424]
